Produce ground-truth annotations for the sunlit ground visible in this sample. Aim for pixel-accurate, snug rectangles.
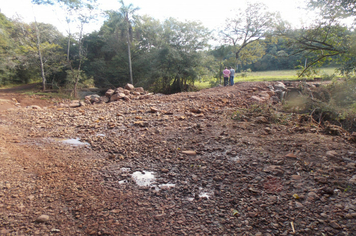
[195,67,342,90]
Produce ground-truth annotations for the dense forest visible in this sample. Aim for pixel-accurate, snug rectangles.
[0,0,355,94]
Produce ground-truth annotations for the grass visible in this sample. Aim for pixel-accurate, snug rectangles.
[195,67,342,90]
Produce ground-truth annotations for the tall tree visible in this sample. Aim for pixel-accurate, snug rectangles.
[220,2,276,71]
[118,0,140,85]
[12,20,65,85]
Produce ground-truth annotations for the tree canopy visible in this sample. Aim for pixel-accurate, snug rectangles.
[1,0,356,91]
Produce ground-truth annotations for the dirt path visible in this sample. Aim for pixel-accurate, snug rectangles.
[0,83,355,235]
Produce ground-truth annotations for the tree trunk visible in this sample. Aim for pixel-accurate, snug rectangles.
[34,19,46,91]
[67,33,71,62]
[73,22,84,99]
[127,30,133,85]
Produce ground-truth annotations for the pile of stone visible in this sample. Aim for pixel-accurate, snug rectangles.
[84,83,152,105]
[250,82,287,104]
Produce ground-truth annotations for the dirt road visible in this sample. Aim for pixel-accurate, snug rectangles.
[0,83,355,235]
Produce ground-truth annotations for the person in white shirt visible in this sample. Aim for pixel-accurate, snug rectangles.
[229,67,235,86]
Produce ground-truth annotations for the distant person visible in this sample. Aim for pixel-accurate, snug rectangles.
[229,67,235,86]
[223,67,230,86]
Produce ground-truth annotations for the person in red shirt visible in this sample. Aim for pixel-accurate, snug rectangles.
[223,67,230,86]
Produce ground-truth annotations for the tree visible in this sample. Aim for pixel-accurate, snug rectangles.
[117,0,140,85]
[152,18,210,93]
[279,0,356,75]
[220,2,276,71]
[210,45,233,84]
[309,0,356,18]
[0,13,17,85]
[32,0,97,97]
[283,22,350,75]
[11,19,65,86]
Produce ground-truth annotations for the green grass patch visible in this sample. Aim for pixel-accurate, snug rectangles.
[23,91,72,100]
[195,68,343,89]
[194,81,211,90]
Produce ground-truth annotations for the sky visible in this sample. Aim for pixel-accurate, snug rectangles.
[0,0,311,34]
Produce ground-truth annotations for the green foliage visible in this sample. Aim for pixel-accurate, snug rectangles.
[309,0,356,18]
[0,13,17,85]
[283,78,356,133]
[84,14,210,93]
[64,69,94,89]
[220,2,278,70]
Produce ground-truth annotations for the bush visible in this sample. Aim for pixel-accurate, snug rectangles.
[283,77,356,133]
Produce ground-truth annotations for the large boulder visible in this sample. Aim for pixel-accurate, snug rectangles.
[85,94,100,104]
[105,89,115,97]
[69,100,81,108]
[274,82,287,91]
[134,87,145,93]
[123,89,130,95]
[114,87,124,94]
[100,96,110,103]
[124,83,134,90]
[110,93,126,102]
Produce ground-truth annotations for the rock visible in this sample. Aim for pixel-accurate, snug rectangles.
[346,163,356,169]
[274,82,287,91]
[36,214,50,223]
[291,175,302,180]
[85,94,100,104]
[263,165,284,176]
[182,150,197,155]
[326,150,338,158]
[255,116,269,123]
[329,220,341,229]
[110,93,125,102]
[285,153,297,159]
[69,100,81,108]
[274,90,285,100]
[255,232,263,236]
[105,89,115,97]
[123,89,131,95]
[349,175,356,185]
[345,213,356,218]
[306,192,319,201]
[264,127,272,134]
[114,87,124,94]
[132,91,141,96]
[150,107,158,113]
[295,202,304,208]
[100,96,110,103]
[320,212,327,217]
[0,229,8,235]
[154,214,166,220]
[124,83,134,90]
[259,91,271,100]
[270,96,280,104]
[250,96,266,103]
[161,168,169,173]
[134,87,144,93]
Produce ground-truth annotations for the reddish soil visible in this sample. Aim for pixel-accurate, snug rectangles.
[0,82,355,236]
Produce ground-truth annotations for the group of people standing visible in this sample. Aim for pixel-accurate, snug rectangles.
[223,67,235,86]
